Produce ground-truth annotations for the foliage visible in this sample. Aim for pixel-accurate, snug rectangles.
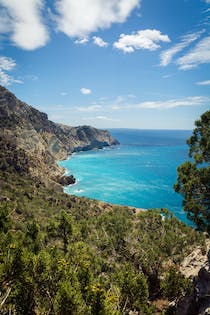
[160,267,193,301]
[187,110,210,163]
[0,204,11,233]
[174,111,210,232]
[0,85,207,314]
[118,264,149,311]
[0,158,206,314]
[57,210,73,254]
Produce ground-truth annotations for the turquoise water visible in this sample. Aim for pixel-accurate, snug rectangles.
[59,129,192,224]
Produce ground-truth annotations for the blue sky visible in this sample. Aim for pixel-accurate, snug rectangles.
[0,0,210,129]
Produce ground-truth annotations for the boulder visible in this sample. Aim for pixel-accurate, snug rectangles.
[58,175,76,186]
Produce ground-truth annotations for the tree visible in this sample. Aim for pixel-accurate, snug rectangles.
[0,204,11,233]
[58,210,73,254]
[160,267,193,301]
[174,111,210,232]
[187,110,210,163]
[118,265,149,312]
[25,219,41,253]
[55,281,87,315]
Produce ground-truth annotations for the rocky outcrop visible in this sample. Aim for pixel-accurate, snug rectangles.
[57,175,76,186]
[177,241,210,315]
[0,86,119,188]
[177,265,210,315]
[180,243,209,278]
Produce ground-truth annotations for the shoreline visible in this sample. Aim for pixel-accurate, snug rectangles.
[57,140,187,221]
[58,146,148,213]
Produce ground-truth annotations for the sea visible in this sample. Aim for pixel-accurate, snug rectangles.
[58,129,192,225]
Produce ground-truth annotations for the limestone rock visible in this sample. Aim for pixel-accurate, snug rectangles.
[0,85,119,188]
[177,242,210,315]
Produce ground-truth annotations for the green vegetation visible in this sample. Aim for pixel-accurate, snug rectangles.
[174,111,210,232]
[0,167,206,314]
[0,90,209,314]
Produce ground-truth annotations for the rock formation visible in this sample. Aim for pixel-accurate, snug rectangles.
[0,85,119,188]
[177,241,210,315]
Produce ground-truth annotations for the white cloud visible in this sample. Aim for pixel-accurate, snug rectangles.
[0,70,22,86]
[60,91,68,96]
[77,105,101,112]
[0,0,140,50]
[136,96,208,109]
[55,0,140,38]
[0,56,22,86]
[74,37,89,45]
[160,31,203,66]
[111,96,209,110]
[113,29,170,53]
[0,0,49,50]
[0,70,13,86]
[95,116,120,121]
[196,80,210,86]
[177,36,210,70]
[80,87,92,95]
[84,115,120,122]
[0,56,16,70]
[92,36,108,47]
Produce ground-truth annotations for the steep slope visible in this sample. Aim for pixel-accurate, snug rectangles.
[0,86,118,187]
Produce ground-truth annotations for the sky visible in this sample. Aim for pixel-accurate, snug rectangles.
[0,0,210,129]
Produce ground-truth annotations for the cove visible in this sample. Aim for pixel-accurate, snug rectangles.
[58,129,192,224]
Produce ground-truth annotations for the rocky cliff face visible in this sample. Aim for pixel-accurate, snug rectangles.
[0,86,119,188]
[176,241,210,315]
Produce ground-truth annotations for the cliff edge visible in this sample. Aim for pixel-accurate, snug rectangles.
[0,86,119,188]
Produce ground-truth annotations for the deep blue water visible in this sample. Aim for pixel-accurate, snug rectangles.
[58,129,192,224]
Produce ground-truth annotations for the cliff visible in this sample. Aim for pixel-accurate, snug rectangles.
[0,86,208,315]
[0,85,118,188]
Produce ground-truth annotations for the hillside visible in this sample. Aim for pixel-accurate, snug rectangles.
[0,85,118,188]
[0,87,209,315]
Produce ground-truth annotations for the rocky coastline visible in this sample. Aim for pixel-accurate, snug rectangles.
[0,85,119,189]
